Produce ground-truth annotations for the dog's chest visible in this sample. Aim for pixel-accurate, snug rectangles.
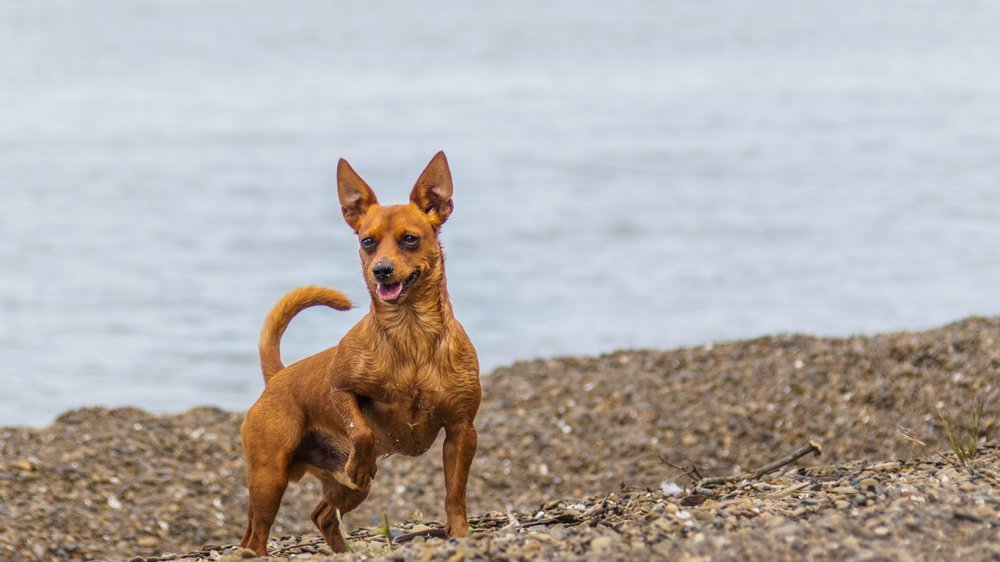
[367,375,448,457]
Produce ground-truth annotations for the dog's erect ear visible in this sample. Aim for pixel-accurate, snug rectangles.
[409,151,454,227]
[337,158,379,232]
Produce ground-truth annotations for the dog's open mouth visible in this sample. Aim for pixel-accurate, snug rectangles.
[376,270,420,302]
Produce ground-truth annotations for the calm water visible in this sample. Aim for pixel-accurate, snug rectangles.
[2,1,999,426]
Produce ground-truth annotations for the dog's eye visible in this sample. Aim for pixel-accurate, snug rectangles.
[360,237,375,250]
[401,234,420,248]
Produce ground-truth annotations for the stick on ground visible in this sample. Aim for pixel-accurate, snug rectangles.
[695,440,823,489]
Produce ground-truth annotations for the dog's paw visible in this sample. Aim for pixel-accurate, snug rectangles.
[344,454,377,489]
[445,521,470,538]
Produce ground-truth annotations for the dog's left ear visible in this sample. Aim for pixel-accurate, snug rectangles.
[410,151,454,228]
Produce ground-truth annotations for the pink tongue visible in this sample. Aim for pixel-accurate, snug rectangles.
[377,282,403,301]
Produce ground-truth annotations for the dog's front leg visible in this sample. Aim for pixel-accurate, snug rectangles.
[331,388,377,490]
[442,420,478,537]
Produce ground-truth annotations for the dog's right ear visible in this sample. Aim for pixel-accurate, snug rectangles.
[337,158,379,232]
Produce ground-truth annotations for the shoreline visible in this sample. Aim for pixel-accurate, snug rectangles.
[2,316,998,561]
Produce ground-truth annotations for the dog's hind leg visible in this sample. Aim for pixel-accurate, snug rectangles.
[240,399,306,555]
[242,465,290,555]
[311,476,371,553]
[240,505,253,547]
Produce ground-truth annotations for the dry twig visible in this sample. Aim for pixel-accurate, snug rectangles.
[393,527,447,544]
[270,539,325,555]
[694,440,823,490]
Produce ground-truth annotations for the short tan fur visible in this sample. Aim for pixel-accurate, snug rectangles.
[239,152,481,555]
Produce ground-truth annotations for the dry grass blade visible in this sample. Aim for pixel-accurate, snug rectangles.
[764,480,812,499]
[898,424,1000,483]
[335,509,353,553]
[937,400,990,463]
[898,424,957,465]
[378,513,393,550]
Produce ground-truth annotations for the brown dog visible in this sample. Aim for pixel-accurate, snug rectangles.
[239,152,481,555]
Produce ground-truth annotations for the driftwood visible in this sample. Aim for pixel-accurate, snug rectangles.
[663,440,823,496]
[699,440,823,487]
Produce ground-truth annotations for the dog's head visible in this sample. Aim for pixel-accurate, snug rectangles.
[336,151,454,305]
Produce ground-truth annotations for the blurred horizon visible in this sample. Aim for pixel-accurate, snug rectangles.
[2,0,999,425]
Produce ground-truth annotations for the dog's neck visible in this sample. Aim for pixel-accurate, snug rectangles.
[369,261,453,357]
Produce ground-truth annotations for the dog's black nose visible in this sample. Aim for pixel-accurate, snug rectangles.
[372,261,394,281]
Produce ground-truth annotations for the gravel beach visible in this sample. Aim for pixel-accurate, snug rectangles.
[2,317,997,561]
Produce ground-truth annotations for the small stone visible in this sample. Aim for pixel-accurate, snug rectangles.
[692,509,715,522]
[317,545,334,555]
[958,481,980,493]
[858,478,880,493]
[590,536,614,553]
[136,537,158,548]
[653,540,673,557]
[235,547,257,558]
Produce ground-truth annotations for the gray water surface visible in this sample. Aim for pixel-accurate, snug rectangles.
[2,1,999,425]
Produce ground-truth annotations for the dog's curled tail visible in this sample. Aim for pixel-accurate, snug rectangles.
[259,285,353,383]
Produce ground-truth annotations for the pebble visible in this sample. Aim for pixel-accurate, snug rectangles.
[590,536,614,553]
[858,478,880,493]
[692,509,715,522]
